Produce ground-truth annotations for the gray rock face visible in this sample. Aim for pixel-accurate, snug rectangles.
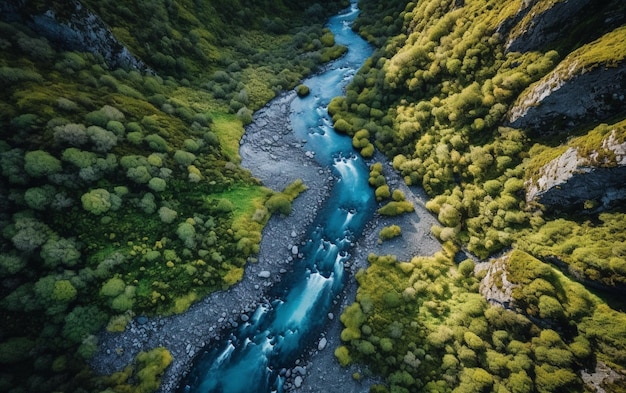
[507,62,626,134]
[502,0,591,53]
[2,0,146,70]
[526,131,626,211]
[478,259,517,309]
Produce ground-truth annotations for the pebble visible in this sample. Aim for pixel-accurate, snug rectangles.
[291,245,299,255]
[294,376,303,388]
[258,270,271,278]
[318,337,327,351]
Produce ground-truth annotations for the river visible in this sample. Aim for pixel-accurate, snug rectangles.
[178,3,374,392]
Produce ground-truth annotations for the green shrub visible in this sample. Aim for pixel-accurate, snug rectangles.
[81,188,112,215]
[24,150,62,177]
[379,225,401,241]
[148,177,167,192]
[296,84,310,97]
[174,150,196,166]
[158,206,178,224]
[378,201,414,216]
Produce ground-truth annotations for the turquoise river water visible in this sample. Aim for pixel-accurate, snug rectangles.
[179,3,374,392]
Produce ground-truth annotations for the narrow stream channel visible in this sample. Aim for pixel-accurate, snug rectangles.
[178,3,373,392]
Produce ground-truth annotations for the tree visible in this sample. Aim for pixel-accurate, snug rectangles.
[81,188,112,215]
[51,280,77,302]
[24,150,62,177]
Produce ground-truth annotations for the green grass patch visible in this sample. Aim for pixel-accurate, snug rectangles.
[210,112,245,162]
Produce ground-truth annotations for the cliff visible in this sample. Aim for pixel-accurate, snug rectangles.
[507,25,626,134]
[525,122,626,211]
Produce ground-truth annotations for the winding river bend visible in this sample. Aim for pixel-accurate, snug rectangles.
[179,3,373,392]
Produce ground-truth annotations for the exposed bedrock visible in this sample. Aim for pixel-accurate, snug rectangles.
[507,62,626,134]
[526,131,626,212]
[0,0,146,70]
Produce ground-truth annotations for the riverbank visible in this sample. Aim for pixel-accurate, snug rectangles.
[90,87,442,392]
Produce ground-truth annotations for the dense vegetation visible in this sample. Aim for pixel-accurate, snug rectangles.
[0,0,348,392]
[332,0,626,392]
[2,0,626,392]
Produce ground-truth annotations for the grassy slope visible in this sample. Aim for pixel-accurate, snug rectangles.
[0,0,350,392]
[332,0,626,392]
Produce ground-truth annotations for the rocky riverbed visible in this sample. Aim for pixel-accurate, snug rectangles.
[91,90,442,393]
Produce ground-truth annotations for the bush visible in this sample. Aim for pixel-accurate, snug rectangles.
[145,134,169,152]
[379,225,402,241]
[378,201,414,216]
[148,177,167,192]
[296,84,310,97]
[87,126,118,152]
[24,150,62,177]
[335,346,352,366]
[54,123,87,146]
[81,188,112,215]
[375,185,391,201]
[265,194,292,216]
[158,206,178,224]
[174,150,196,166]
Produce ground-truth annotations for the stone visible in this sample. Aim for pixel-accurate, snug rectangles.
[294,376,303,388]
[291,245,299,255]
[318,337,327,351]
[258,270,271,278]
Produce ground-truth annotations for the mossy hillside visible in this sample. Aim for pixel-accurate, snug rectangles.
[334,0,626,391]
[337,246,626,393]
[516,213,626,289]
[330,0,563,258]
[81,0,349,84]
[0,1,351,391]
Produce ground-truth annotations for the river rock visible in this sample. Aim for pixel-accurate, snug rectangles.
[291,245,299,255]
[318,337,327,351]
[294,375,303,388]
[258,270,271,278]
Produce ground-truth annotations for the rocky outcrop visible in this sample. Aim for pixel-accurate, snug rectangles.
[501,0,591,53]
[1,0,146,70]
[525,129,626,211]
[478,258,517,309]
[507,60,626,134]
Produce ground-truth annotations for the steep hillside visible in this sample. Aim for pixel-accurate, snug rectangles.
[332,0,626,392]
[0,1,348,392]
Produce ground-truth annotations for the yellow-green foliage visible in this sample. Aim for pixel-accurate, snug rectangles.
[210,113,245,162]
[377,200,414,216]
[554,25,626,76]
[105,347,173,393]
[339,246,626,392]
[505,250,626,367]
[517,213,626,288]
[379,225,401,241]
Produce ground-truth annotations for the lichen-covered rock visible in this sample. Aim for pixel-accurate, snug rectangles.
[508,62,626,133]
[507,26,626,134]
[526,128,626,211]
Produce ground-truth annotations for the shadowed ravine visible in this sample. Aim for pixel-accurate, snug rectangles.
[178,3,374,392]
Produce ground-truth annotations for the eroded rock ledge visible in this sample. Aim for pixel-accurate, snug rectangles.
[525,129,626,211]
